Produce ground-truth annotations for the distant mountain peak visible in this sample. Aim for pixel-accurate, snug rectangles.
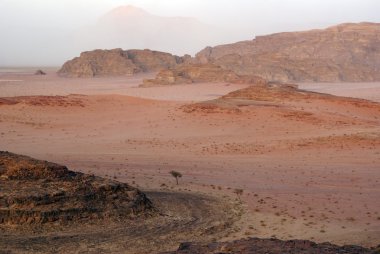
[105,5,150,18]
[85,5,227,56]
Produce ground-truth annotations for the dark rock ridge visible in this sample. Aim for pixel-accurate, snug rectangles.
[195,22,380,82]
[141,63,267,87]
[58,48,188,77]
[162,238,379,254]
[0,151,154,225]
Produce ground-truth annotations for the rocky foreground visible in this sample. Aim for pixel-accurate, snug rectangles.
[0,151,154,225]
[0,151,241,253]
[2,151,378,253]
[163,238,379,254]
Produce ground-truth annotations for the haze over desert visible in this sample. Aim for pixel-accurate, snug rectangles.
[1,1,380,254]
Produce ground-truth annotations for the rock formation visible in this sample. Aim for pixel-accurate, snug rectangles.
[195,22,380,82]
[0,95,85,107]
[58,48,185,77]
[0,151,154,225]
[182,82,380,114]
[141,64,267,87]
[34,70,46,75]
[59,23,380,81]
[163,238,378,254]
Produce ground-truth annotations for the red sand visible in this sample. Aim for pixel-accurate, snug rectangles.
[0,72,379,247]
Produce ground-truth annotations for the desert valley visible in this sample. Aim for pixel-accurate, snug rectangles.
[1,3,380,254]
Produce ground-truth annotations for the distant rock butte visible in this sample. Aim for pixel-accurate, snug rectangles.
[0,151,154,225]
[162,238,378,254]
[141,64,267,87]
[195,22,380,82]
[58,48,186,77]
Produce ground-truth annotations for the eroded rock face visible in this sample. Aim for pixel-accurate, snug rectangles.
[195,22,380,82]
[163,238,377,254]
[58,48,184,77]
[0,151,154,225]
[141,64,267,86]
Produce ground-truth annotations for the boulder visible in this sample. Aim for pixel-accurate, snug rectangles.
[34,70,46,75]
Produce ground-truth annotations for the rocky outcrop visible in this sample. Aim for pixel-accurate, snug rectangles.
[0,151,154,225]
[182,82,380,114]
[182,83,302,114]
[58,48,185,77]
[34,70,46,75]
[163,238,378,254]
[195,22,380,82]
[0,98,18,106]
[0,95,85,107]
[141,64,267,86]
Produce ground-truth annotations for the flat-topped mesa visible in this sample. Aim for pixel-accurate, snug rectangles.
[0,151,155,225]
[195,22,380,82]
[141,63,267,87]
[58,48,188,77]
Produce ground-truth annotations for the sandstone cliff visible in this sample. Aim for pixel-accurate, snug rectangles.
[58,48,185,77]
[0,151,154,225]
[196,22,380,82]
[141,64,267,86]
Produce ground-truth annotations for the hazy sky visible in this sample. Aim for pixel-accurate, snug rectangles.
[1,0,380,66]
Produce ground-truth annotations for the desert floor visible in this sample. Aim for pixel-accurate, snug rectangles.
[1,70,380,248]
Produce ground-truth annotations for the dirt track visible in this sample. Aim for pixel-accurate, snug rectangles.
[0,191,242,254]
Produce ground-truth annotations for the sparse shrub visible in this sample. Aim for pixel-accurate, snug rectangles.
[170,170,182,185]
[234,188,244,200]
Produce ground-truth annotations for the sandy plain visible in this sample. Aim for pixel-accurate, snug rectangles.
[0,69,379,250]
